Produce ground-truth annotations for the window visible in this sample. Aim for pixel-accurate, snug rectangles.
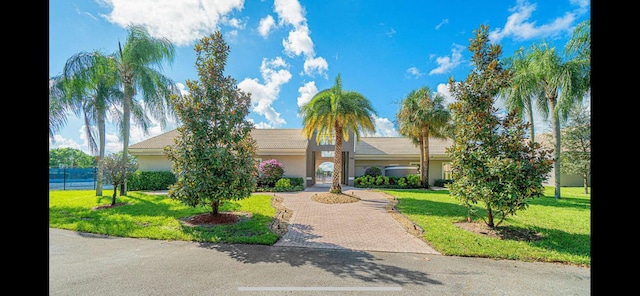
[321,151,334,157]
[442,162,452,180]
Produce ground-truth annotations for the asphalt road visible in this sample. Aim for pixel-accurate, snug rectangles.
[49,228,590,296]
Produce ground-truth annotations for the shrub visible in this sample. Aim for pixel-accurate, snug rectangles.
[364,166,382,177]
[258,159,285,187]
[434,178,454,187]
[275,178,291,189]
[127,171,177,191]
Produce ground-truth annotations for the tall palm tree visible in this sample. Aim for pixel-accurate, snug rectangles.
[396,86,450,188]
[113,25,179,195]
[300,73,376,194]
[500,48,539,143]
[60,50,129,196]
[502,40,590,199]
[62,25,179,196]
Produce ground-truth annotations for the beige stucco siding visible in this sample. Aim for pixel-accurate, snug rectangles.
[257,154,306,181]
[135,155,173,171]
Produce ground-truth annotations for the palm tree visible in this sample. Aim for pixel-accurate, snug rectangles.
[502,40,590,199]
[61,25,179,196]
[396,86,450,188]
[49,76,69,142]
[300,73,376,194]
[60,50,128,196]
[114,25,179,195]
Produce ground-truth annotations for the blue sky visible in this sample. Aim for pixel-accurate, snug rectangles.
[49,0,591,156]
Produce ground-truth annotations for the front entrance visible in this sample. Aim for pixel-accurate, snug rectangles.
[315,161,334,184]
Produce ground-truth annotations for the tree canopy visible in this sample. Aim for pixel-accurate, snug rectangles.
[165,31,257,215]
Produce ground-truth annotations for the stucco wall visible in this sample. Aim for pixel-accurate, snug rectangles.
[257,155,306,181]
[135,155,173,172]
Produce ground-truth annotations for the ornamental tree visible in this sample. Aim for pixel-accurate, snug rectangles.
[102,152,137,205]
[560,104,591,194]
[164,31,257,215]
[447,24,554,228]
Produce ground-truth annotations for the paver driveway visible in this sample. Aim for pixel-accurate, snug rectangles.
[272,184,440,254]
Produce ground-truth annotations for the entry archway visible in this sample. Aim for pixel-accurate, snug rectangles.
[316,161,334,184]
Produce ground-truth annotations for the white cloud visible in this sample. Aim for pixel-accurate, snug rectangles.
[364,115,399,137]
[489,0,583,43]
[435,19,449,30]
[406,67,423,79]
[429,44,465,75]
[258,15,276,37]
[282,26,314,57]
[436,83,455,107]
[297,81,319,108]
[274,0,305,26]
[238,57,292,127]
[101,0,245,46]
[303,56,328,77]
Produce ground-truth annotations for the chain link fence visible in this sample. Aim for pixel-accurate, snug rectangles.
[49,167,114,190]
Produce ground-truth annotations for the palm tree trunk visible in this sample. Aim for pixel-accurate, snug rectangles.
[421,126,430,189]
[121,75,134,196]
[526,99,535,143]
[549,97,561,199]
[331,124,343,194]
[96,114,106,196]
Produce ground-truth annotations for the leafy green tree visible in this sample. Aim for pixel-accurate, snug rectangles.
[396,86,450,188]
[501,36,590,199]
[447,24,554,228]
[56,50,125,196]
[49,148,96,168]
[165,31,257,215]
[301,73,376,194]
[102,152,137,205]
[560,104,591,194]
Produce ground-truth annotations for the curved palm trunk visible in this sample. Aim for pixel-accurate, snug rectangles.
[549,97,561,199]
[331,124,343,194]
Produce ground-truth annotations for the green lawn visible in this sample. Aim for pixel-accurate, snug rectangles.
[380,186,590,267]
[49,186,589,266]
[49,190,279,245]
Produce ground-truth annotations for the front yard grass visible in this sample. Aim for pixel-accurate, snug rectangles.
[49,190,279,245]
[380,186,590,267]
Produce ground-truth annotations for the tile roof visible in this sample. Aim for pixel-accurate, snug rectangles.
[129,128,309,151]
[355,137,452,156]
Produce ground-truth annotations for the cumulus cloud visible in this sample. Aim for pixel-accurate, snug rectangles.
[296,81,319,108]
[272,0,328,78]
[303,56,328,77]
[429,44,465,75]
[488,0,585,43]
[363,115,399,137]
[258,15,276,37]
[101,0,245,46]
[238,57,292,127]
[436,83,455,107]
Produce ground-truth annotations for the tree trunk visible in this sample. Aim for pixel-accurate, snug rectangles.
[549,97,561,199]
[96,114,106,196]
[212,200,220,215]
[421,126,430,189]
[120,70,134,196]
[111,188,117,206]
[583,172,589,194]
[486,205,494,228]
[331,124,343,194]
[526,99,535,143]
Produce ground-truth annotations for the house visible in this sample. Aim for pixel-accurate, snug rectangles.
[128,128,586,188]
[128,128,453,187]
